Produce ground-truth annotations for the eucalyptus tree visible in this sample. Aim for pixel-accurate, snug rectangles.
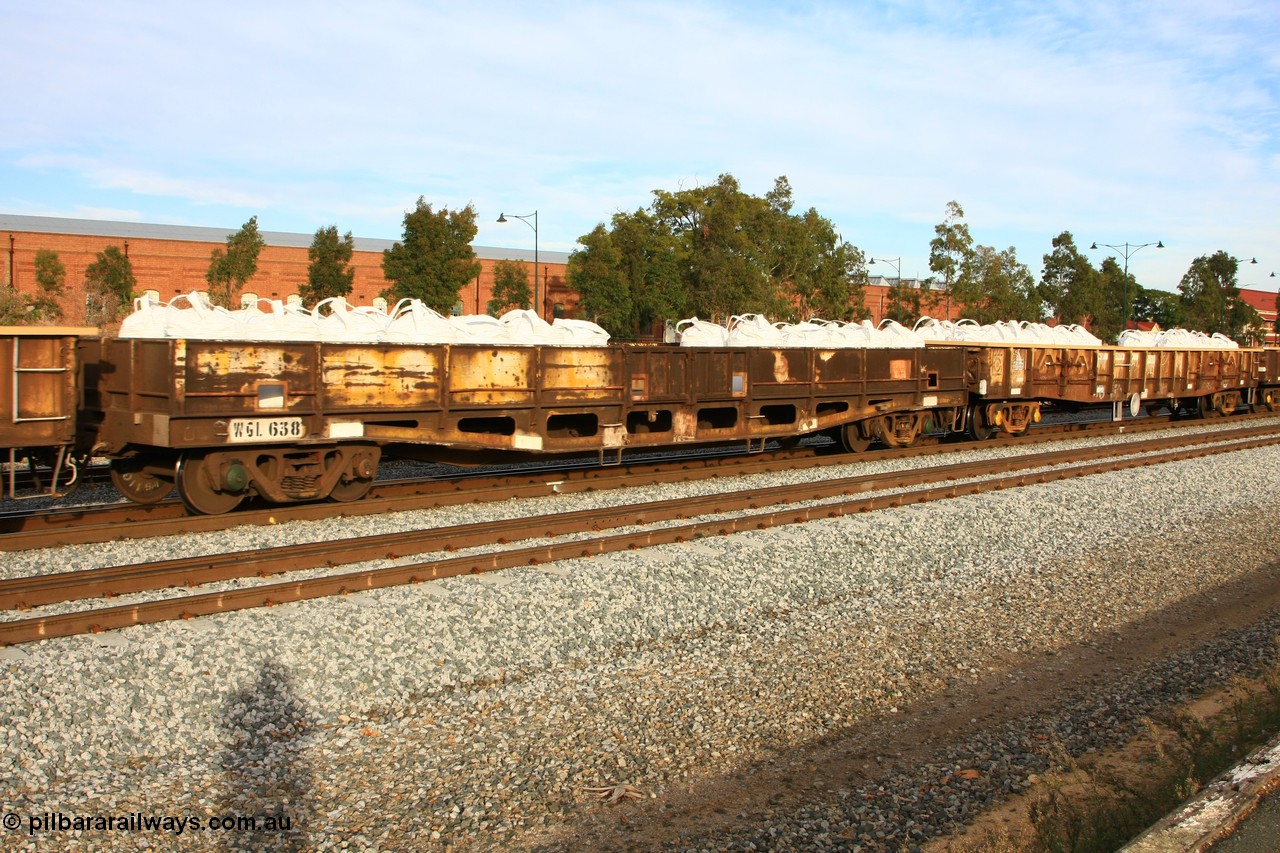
[966,245,1038,325]
[649,174,782,320]
[928,201,976,313]
[1040,232,1100,326]
[1178,251,1260,339]
[568,173,863,336]
[1129,286,1185,329]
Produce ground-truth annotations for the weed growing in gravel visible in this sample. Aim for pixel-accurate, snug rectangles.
[938,662,1280,852]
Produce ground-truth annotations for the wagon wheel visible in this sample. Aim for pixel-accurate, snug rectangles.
[967,406,995,441]
[1197,395,1215,419]
[329,476,374,503]
[110,458,174,505]
[175,453,244,515]
[839,422,871,453]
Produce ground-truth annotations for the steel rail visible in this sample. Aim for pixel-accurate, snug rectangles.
[0,411,1238,551]
[2,427,1275,646]
[1,423,1274,611]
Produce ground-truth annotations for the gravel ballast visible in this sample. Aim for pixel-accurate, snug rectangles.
[3,424,1280,851]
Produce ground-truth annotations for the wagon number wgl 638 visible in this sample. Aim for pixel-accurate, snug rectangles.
[227,417,307,442]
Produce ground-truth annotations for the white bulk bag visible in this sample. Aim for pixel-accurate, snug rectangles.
[677,317,730,347]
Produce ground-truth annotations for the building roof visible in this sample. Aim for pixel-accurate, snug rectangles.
[0,213,570,264]
[1239,287,1278,315]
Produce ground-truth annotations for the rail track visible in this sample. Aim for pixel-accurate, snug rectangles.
[2,419,1276,647]
[0,409,1234,551]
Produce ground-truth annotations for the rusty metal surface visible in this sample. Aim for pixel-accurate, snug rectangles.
[0,328,95,449]
[95,340,974,457]
[91,335,1278,469]
[5,424,1278,646]
[954,343,1266,405]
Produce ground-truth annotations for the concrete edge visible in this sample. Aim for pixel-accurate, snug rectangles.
[1120,733,1280,852]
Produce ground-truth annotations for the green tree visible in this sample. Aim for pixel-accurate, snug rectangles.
[926,203,1038,325]
[880,268,922,325]
[381,198,481,313]
[300,225,355,306]
[1040,232,1100,326]
[769,188,867,322]
[83,245,137,324]
[928,201,976,316]
[567,225,633,333]
[1178,251,1251,337]
[1129,286,1185,330]
[568,174,862,336]
[650,174,781,320]
[0,284,33,325]
[32,249,65,322]
[486,259,533,315]
[966,245,1038,324]
[1090,257,1129,342]
[611,209,688,335]
[206,216,265,307]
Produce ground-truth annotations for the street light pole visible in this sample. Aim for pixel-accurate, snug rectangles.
[497,211,539,318]
[1088,240,1163,331]
[869,257,902,322]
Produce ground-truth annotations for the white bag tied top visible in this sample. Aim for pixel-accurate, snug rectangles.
[678,316,925,348]
[117,292,611,345]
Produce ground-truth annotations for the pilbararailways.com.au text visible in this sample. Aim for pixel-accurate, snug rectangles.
[6,810,292,837]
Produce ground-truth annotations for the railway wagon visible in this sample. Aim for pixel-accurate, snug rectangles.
[932,342,1276,438]
[0,326,98,498]
[90,336,967,513]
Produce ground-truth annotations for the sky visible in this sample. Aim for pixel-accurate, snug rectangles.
[3,0,1278,296]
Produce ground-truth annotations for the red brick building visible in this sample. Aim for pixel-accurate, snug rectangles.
[3,214,969,331]
[0,214,575,324]
[1239,286,1280,346]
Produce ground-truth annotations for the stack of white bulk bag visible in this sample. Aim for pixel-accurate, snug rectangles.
[677,315,926,348]
[914,317,1102,346]
[115,292,610,345]
[117,292,168,338]
[494,309,608,345]
[777,319,844,348]
[1119,328,1239,348]
[1115,329,1159,347]
[119,291,243,339]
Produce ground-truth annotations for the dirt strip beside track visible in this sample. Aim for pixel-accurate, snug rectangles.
[537,561,1280,851]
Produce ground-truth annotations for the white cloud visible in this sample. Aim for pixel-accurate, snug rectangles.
[2,0,1276,291]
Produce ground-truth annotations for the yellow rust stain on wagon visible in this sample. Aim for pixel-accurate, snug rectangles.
[447,347,534,406]
[192,346,292,380]
[541,347,615,390]
[323,347,442,407]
